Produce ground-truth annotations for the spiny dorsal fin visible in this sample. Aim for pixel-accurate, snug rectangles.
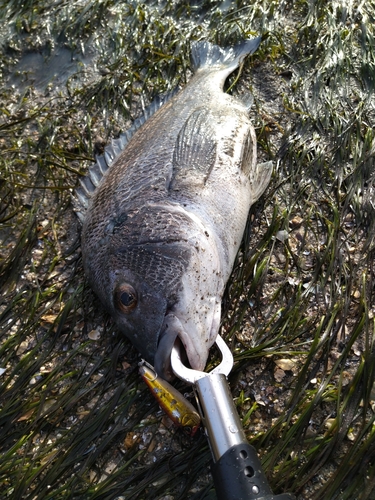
[72,89,178,222]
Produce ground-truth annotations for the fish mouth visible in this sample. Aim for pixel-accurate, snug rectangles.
[154,334,185,381]
[154,312,206,381]
[154,313,184,381]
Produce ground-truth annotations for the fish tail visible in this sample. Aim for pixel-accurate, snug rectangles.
[191,37,261,74]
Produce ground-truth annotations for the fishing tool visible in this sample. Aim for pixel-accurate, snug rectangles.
[170,335,295,500]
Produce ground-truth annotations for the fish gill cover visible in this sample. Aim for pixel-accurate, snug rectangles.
[0,1,375,499]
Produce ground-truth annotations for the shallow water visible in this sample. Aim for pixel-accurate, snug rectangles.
[11,43,94,91]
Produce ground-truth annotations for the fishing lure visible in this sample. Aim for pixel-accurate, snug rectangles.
[139,361,200,436]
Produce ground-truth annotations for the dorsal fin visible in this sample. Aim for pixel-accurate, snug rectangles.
[72,89,178,222]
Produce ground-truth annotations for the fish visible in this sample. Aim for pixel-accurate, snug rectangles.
[75,38,272,380]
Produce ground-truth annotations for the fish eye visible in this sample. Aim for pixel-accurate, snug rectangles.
[114,284,137,313]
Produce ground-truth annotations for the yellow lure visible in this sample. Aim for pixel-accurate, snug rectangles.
[139,361,201,436]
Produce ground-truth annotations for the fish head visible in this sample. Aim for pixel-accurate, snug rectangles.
[82,234,192,367]
[82,208,224,380]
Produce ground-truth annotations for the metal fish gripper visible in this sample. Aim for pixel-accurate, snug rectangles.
[171,335,295,500]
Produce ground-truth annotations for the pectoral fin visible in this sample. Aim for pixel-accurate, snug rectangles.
[170,108,217,189]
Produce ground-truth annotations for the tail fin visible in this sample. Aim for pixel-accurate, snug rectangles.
[191,37,261,74]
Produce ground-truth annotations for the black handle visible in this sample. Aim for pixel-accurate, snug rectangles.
[211,442,295,500]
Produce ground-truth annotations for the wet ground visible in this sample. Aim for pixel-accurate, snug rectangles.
[1,1,375,499]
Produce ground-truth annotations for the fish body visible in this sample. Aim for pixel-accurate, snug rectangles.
[77,38,272,379]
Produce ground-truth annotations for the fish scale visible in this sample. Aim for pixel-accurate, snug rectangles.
[75,37,272,379]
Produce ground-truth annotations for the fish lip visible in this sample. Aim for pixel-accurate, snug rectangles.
[154,312,207,381]
[154,312,196,381]
[154,335,183,382]
[154,313,181,381]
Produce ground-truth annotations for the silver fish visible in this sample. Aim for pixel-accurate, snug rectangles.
[75,38,272,379]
